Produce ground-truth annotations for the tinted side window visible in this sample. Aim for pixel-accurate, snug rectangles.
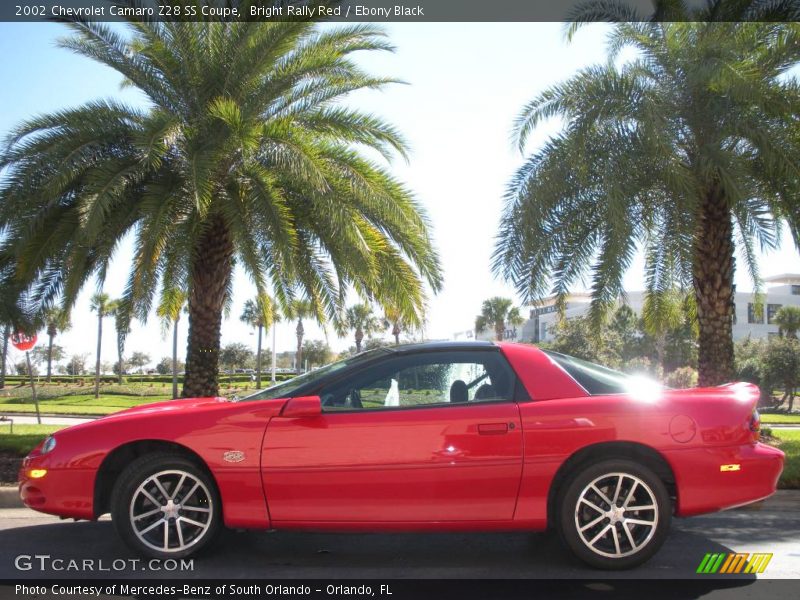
[318,350,518,411]
[543,350,629,395]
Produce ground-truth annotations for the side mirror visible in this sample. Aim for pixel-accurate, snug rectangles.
[280,395,322,418]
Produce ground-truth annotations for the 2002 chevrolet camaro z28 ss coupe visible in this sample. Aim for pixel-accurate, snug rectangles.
[19,341,784,569]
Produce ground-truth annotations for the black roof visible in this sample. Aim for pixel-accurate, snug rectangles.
[383,340,496,354]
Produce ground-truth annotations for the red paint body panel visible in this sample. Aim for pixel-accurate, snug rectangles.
[19,397,286,528]
[18,343,784,535]
[262,402,523,522]
[499,342,587,400]
[664,442,784,516]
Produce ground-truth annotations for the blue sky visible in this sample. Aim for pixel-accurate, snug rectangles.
[2,22,799,369]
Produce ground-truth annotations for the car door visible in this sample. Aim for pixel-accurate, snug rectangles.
[261,348,525,523]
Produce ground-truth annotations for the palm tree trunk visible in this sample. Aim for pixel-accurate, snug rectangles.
[117,332,124,385]
[94,314,102,399]
[656,334,666,373]
[0,324,9,389]
[355,327,364,353]
[693,185,735,387]
[393,323,400,345]
[256,324,262,388]
[46,331,54,383]
[183,214,234,398]
[495,321,505,342]
[296,319,304,372]
[172,317,179,399]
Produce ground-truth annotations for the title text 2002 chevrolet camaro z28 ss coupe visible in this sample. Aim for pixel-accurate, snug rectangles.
[19,342,784,569]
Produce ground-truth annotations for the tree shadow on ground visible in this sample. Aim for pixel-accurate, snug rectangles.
[0,517,761,599]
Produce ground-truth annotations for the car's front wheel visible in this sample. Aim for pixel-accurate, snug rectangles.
[558,459,671,569]
[111,452,221,558]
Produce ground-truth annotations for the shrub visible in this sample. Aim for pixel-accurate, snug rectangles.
[621,356,663,381]
[664,367,698,389]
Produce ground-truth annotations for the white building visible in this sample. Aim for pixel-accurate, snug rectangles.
[462,274,800,343]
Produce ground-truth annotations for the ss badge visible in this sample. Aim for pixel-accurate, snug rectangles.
[223,450,245,463]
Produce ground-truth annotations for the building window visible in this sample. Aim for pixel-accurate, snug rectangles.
[767,304,782,324]
[793,285,800,295]
[748,303,764,324]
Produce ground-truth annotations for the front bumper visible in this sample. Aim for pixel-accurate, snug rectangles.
[18,457,95,520]
[666,442,784,517]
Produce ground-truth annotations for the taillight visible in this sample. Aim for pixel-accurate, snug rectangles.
[749,409,761,442]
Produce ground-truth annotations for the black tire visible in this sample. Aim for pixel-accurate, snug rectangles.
[557,459,671,570]
[110,452,221,559]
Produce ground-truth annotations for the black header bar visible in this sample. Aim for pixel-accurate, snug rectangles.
[3,0,799,23]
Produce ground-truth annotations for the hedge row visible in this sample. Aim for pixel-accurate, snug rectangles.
[1,373,296,385]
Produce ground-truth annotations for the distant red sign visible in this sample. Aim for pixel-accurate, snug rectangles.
[11,332,37,351]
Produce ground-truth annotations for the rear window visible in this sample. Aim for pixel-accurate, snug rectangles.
[543,350,629,395]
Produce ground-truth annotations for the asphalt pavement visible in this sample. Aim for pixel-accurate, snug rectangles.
[0,492,797,580]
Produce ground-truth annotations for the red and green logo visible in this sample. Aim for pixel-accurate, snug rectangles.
[696,553,773,574]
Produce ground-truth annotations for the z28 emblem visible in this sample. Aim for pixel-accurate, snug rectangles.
[223,450,245,463]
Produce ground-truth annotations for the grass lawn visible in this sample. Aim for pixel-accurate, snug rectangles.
[760,413,800,425]
[0,395,168,416]
[0,380,263,416]
[770,429,800,489]
[0,424,62,456]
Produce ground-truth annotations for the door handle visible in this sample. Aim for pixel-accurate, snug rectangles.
[478,422,509,435]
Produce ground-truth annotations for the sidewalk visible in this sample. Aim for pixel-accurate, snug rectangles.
[0,413,97,426]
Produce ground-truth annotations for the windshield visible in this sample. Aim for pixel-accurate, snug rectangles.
[238,347,393,401]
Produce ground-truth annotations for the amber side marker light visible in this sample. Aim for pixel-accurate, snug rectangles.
[720,464,741,472]
[28,469,47,479]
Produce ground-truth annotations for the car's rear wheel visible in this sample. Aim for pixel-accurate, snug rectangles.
[558,459,671,569]
[111,453,221,558]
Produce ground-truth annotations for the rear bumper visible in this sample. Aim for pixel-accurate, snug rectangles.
[666,442,784,517]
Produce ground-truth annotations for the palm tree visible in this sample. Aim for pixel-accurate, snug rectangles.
[0,324,8,389]
[89,292,113,399]
[157,289,187,398]
[240,294,274,388]
[383,305,413,345]
[565,0,800,29]
[109,299,131,385]
[285,298,314,372]
[42,307,71,383]
[346,303,382,353]
[494,20,800,386]
[641,289,696,371]
[775,306,800,339]
[0,259,29,389]
[475,297,524,342]
[0,17,442,398]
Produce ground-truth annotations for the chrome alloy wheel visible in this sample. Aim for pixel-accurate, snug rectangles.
[574,472,659,559]
[129,469,213,553]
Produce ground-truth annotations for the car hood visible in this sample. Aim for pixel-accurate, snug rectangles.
[99,396,236,420]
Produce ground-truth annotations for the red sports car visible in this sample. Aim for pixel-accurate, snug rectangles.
[19,342,783,569]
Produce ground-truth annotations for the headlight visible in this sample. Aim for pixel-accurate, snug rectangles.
[41,436,57,455]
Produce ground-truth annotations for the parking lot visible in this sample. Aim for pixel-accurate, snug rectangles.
[0,492,797,580]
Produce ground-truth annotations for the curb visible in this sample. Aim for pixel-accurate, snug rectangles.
[0,486,21,509]
[0,412,100,420]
